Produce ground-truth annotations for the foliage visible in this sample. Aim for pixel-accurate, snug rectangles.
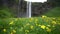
[0,8,14,18]
[48,0,60,7]
[0,16,60,34]
[44,7,60,17]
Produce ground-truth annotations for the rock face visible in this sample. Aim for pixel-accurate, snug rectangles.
[10,1,53,17]
[31,2,53,17]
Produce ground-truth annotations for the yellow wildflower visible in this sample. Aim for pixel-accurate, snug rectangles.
[10,32,13,34]
[52,21,56,24]
[30,25,34,29]
[46,27,51,32]
[47,25,51,27]
[46,20,49,22]
[35,19,38,22]
[41,25,46,29]
[35,19,38,23]
[30,18,34,20]
[25,30,29,32]
[9,21,14,25]
[29,18,33,22]
[46,27,49,29]
[46,28,51,32]
[42,15,47,18]
[13,30,16,33]
[3,29,6,32]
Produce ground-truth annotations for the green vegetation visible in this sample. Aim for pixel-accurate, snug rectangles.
[0,16,60,34]
[44,7,60,17]
[0,8,14,18]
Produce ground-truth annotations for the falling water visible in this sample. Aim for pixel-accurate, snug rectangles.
[27,2,31,18]
[17,0,32,18]
[29,2,31,18]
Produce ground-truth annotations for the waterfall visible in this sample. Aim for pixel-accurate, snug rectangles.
[26,2,31,18]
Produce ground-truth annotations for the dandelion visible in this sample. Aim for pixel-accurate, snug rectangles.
[52,21,56,25]
[47,25,51,27]
[46,20,49,22]
[35,19,38,23]
[46,28,51,32]
[10,32,13,34]
[35,19,38,22]
[25,30,29,32]
[3,29,6,32]
[41,25,46,29]
[46,27,49,29]
[30,25,34,29]
[42,15,47,18]
[46,27,51,32]
[29,18,34,22]
[13,30,16,33]
[30,18,34,20]
[9,21,14,25]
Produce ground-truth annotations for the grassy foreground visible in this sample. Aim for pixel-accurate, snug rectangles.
[0,16,60,34]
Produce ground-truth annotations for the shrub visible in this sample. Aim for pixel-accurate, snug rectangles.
[44,7,60,17]
[0,8,14,18]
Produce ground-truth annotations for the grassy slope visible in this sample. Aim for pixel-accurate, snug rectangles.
[0,17,60,34]
[44,7,60,17]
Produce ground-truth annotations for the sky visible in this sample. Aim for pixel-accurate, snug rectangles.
[25,0,47,2]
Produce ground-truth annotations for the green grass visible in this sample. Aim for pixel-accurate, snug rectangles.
[44,7,60,17]
[0,7,14,18]
[0,16,60,34]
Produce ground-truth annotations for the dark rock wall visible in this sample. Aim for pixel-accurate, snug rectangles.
[32,2,53,16]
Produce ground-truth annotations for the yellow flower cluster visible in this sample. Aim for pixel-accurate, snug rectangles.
[30,25,34,29]
[46,27,51,32]
[13,30,16,33]
[52,21,56,25]
[3,29,6,32]
[9,21,14,25]
[10,32,14,34]
[29,18,34,22]
[40,25,51,32]
[35,19,38,23]
[2,16,60,34]
[42,15,47,18]
[40,25,46,29]
[25,30,29,32]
